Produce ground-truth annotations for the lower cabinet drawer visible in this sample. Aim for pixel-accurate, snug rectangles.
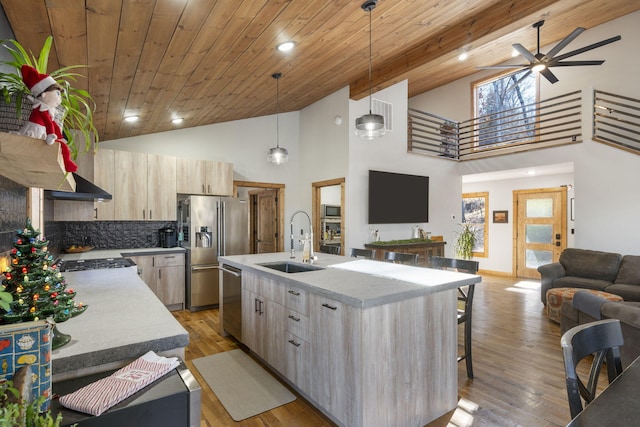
[285,309,309,342]
[284,332,310,395]
[154,254,185,267]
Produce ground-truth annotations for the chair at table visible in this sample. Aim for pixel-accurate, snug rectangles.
[561,318,624,419]
[430,256,479,379]
[383,251,418,265]
[349,248,376,259]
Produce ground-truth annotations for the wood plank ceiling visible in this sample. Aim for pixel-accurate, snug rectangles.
[1,0,638,142]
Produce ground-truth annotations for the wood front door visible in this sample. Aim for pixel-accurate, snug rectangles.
[514,187,567,278]
[254,189,278,254]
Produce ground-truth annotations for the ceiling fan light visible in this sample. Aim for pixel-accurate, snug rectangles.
[355,113,385,139]
[267,146,288,164]
[532,63,546,72]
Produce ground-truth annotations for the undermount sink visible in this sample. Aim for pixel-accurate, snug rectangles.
[258,261,325,273]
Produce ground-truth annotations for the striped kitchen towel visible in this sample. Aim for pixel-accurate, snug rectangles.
[59,351,180,416]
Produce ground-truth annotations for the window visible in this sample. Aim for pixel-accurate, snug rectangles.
[472,70,539,147]
[462,192,488,258]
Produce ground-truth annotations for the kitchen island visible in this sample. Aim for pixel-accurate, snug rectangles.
[52,249,189,381]
[219,252,481,427]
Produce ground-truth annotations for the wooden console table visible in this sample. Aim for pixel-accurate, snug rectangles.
[365,240,446,266]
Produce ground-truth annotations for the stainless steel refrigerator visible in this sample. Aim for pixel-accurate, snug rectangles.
[179,195,249,311]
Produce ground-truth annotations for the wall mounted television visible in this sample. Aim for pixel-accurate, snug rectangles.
[368,170,429,224]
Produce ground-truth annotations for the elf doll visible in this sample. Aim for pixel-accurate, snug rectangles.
[18,65,78,173]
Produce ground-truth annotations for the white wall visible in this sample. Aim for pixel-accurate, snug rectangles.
[410,11,640,262]
[346,80,462,255]
[294,86,350,234]
[463,172,575,272]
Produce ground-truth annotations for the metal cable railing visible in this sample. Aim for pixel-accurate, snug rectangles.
[408,90,583,161]
[593,90,640,154]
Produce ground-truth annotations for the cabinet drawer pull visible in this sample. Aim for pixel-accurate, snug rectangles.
[322,303,337,311]
[287,289,300,296]
[288,314,300,322]
[288,339,301,347]
[254,298,259,313]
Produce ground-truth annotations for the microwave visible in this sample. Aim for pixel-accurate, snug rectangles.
[321,204,341,218]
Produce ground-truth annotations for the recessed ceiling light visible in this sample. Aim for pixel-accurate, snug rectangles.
[124,115,139,123]
[171,117,184,125]
[276,41,295,52]
[457,52,468,61]
[512,49,520,57]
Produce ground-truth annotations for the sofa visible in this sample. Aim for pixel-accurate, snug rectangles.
[538,248,640,305]
[560,290,640,368]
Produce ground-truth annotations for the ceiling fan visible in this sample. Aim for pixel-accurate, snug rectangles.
[479,20,621,84]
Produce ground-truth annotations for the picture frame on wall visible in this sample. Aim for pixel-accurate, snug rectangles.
[493,210,508,224]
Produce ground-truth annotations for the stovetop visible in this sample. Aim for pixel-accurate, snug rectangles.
[57,258,136,272]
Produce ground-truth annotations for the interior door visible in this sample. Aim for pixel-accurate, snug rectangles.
[515,187,567,278]
[254,189,278,253]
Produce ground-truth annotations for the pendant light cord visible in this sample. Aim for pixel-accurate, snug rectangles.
[367,7,373,114]
[273,72,282,149]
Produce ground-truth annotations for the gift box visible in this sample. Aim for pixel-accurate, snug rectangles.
[0,320,52,408]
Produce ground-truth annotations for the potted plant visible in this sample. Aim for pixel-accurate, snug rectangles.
[454,222,477,260]
[0,36,98,158]
[0,380,63,426]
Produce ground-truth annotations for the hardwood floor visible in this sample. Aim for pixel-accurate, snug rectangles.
[172,275,578,426]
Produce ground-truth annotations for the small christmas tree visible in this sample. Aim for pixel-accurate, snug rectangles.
[1,219,87,325]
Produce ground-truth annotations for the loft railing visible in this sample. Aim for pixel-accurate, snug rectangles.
[408,90,583,161]
[593,90,640,155]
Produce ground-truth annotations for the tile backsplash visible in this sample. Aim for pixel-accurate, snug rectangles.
[0,175,27,254]
[57,221,176,250]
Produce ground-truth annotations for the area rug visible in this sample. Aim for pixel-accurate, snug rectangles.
[192,349,296,421]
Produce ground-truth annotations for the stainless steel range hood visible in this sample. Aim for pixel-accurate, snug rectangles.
[44,173,112,201]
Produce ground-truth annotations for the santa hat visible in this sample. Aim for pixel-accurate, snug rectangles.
[21,65,62,97]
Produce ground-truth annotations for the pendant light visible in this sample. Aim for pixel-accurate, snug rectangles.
[355,0,385,140]
[267,72,289,164]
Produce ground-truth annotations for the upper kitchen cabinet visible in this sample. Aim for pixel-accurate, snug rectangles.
[176,158,233,196]
[114,151,177,221]
[93,149,115,220]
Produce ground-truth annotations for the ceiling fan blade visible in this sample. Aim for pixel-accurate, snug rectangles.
[545,27,585,59]
[553,35,621,62]
[539,68,559,84]
[551,60,605,67]
[513,43,536,62]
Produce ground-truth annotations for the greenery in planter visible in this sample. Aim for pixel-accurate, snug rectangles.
[369,238,433,245]
[0,381,64,427]
[454,222,477,260]
[0,36,97,158]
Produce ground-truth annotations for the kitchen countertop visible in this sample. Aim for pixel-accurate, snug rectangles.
[219,252,480,308]
[59,247,186,261]
[51,262,189,381]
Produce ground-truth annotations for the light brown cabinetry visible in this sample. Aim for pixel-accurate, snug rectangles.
[309,294,360,426]
[176,158,233,196]
[114,152,177,220]
[93,148,115,220]
[240,269,459,427]
[241,271,286,372]
[284,286,311,394]
[128,253,185,311]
